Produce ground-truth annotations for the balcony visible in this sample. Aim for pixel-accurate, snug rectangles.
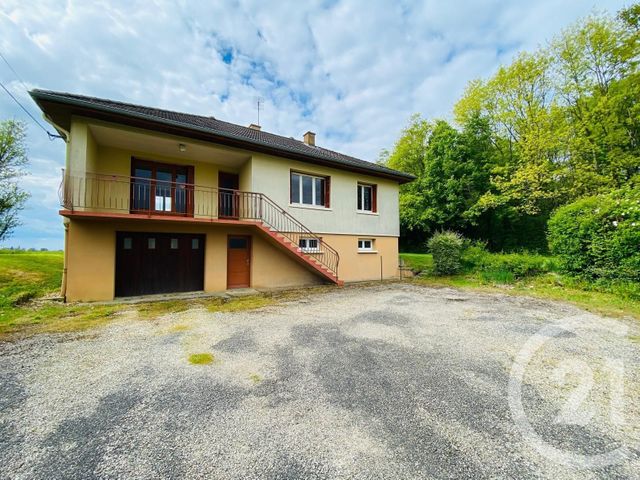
[59,170,263,221]
[58,170,340,280]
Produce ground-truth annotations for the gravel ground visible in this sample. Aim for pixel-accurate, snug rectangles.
[0,283,639,479]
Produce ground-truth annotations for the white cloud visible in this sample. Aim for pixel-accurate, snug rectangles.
[0,0,627,248]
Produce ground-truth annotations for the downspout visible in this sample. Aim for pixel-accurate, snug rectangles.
[43,114,70,140]
[61,221,69,302]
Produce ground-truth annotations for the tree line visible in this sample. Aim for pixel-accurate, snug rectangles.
[382,5,639,252]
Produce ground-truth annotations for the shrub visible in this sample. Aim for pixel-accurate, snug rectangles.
[427,231,464,275]
[460,241,558,283]
[548,187,640,281]
[461,240,490,270]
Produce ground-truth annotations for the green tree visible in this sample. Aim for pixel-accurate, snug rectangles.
[386,4,639,252]
[0,120,30,241]
[383,115,495,249]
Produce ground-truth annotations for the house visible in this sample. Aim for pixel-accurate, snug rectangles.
[30,90,415,302]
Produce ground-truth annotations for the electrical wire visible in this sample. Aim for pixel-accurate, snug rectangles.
[0,52,63,140]
[0,51,30,93]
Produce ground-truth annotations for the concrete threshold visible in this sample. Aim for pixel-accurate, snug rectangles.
[82,288,262,306]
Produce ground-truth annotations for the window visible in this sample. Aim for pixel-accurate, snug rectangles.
[299,237,320,253]
[357,183,377,212]
[358,238,374,252]
[148,238,156,249]
[191,238,199,250]
[290,172,329,207]
[229,237,248,249]
[123,237,132,250]
[131,158,192,215]
[170,238,179,249]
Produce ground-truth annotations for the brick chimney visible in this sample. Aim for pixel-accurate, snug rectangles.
[303,131,316,146]
[248,123,261,131]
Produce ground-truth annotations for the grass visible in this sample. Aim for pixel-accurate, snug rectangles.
[5,248,636,339]
[399,253,433,273]
[0,250,63,317]
[0,250,116,337]
[0,250,307,338]
[205,295,277,313]
[188,353,214,365]
[401,252,640,320]
[0,250,324,339]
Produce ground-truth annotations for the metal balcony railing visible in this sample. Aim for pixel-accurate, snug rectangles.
[59,170,339,277]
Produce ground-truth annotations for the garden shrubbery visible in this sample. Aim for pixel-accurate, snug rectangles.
[548,187,640,282]
[427,231,464,275]
[460,241,557,283]
[425,232,558,281]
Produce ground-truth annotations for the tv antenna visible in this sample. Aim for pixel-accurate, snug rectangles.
[254,96,264,125]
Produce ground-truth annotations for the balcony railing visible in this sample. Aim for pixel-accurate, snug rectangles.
[59,170,339,276]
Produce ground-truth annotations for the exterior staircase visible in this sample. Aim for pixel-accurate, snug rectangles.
[249,194,343,285]
[254,223,343,285]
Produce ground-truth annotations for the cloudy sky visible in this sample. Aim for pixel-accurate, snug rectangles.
[0,0,627,249]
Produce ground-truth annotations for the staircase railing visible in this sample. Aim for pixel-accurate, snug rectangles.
[59,169,339,277]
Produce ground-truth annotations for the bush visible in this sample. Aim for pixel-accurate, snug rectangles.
[548,187,640,281]
[427,231,464,275]
[461,241,558,282]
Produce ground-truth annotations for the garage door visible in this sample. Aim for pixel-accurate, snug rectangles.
[115,232,205,297]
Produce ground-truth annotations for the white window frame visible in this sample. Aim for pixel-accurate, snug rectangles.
[357,183,374,212]
[357,238,374,252]
[291,172,327,207]
[299,237,321,253]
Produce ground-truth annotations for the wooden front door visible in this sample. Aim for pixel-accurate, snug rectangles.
[115,232,205,297]
[219,172,240,218]
[227,235,251,289]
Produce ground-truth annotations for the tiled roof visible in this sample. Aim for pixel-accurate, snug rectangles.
[30,89,415,183]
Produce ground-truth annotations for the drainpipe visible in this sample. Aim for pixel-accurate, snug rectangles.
[61,221,69,302]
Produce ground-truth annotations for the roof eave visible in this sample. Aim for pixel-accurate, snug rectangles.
[29,89,416,184]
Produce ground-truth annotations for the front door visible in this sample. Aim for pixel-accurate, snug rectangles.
[227,235,251,289]
[219,172,239,218]
[115,232,205,297]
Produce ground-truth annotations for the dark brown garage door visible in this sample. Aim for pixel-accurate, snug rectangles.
[115,232,205,297]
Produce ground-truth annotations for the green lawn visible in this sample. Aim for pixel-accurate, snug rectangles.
[0,250,63,311]
[399,253,433,272]
[400,253,640,320]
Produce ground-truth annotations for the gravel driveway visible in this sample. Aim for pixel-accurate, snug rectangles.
[1,283,639,479]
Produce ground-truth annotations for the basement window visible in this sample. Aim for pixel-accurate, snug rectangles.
[358,238,374,252]
[299,237,320,253]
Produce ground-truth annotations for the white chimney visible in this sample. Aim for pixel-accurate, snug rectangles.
[249,123,261,131]
[303,131,316,146]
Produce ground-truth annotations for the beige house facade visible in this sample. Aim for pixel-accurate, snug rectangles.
[32,90,414,302]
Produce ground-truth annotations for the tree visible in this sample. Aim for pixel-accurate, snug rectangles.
[385,4,639,252]
[0,120,30,241]
[382,115,496,249]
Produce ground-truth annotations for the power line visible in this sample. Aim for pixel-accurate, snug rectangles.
[0,80,60,140]
[0,51,30,93]
[0,52,63,141]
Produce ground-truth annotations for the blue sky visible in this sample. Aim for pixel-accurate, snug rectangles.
[0,0,628,249]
